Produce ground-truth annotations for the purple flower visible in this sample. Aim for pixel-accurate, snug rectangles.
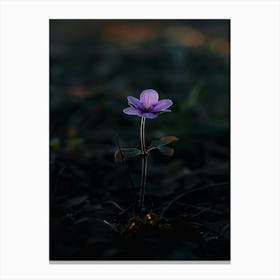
[123,89,173,119]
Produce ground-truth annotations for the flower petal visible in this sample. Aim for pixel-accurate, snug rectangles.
[123,107,141,116]
[127,96,144,109]
[151,99,173,112]
[140,112,158,119]
[140,89,159,109]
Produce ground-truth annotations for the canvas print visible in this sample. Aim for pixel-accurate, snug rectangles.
[50,19,230,260]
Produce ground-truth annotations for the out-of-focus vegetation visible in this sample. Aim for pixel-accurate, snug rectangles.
[50,20,230,260]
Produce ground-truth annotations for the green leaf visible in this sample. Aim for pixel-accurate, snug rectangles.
[158,146,174,156]
[149,136,179,151]
[114,148,142,163]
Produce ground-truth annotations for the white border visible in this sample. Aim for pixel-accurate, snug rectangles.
[1,0,279,279]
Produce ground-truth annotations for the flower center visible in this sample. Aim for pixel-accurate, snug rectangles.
[143,104,155,112]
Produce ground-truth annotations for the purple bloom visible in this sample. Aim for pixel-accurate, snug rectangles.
[123,89,173,119]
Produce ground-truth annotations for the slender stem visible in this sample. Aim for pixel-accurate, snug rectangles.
[140,117,146,152]
[138,117,148,215]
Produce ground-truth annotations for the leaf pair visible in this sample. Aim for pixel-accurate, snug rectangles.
[148,136,179,155]
[114,136,178,163]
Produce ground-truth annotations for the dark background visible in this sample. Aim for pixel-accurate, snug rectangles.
[50,20,230,260]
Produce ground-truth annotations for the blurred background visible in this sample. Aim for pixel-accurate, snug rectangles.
[50,20,230,260]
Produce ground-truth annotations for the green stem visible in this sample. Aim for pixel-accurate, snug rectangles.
[138,117,148,215]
